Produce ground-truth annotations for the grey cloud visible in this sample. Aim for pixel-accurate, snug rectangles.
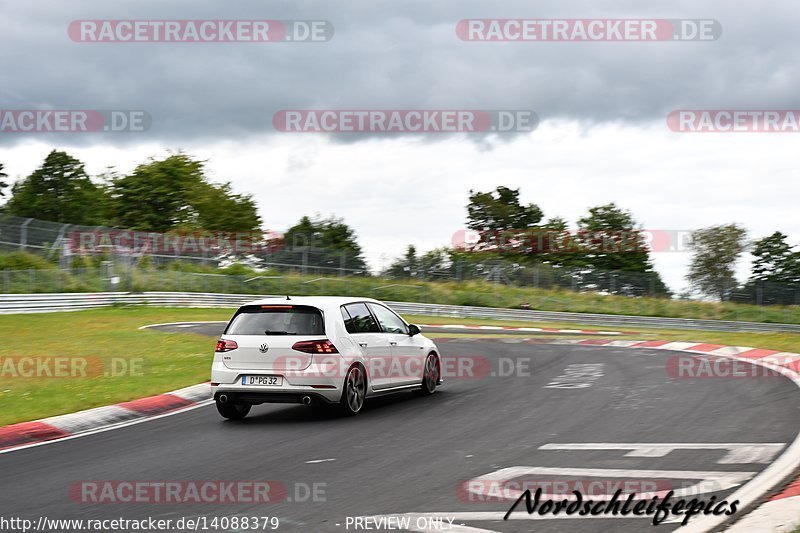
[0,0,798,146]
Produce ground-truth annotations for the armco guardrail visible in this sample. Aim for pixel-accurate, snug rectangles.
[0,291,799,333]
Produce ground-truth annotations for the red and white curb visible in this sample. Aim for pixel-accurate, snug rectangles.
[545,338,800,533]
[419,323,633,335]
[726,474,800,532]
[0,383,211,454]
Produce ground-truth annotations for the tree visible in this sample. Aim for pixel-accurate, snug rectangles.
[386,245,417,278]
[736,232,800,306]
[110,153,260,232]
[417,248,453,280]
[190,181,260,232]
[279,215,368,273]
[687,224,748,300]
[4,150,107,224]
[576,204,650,270]
[749,232,800,284]
[466,186,543,251]
[572,203,670,295]
[0,162,8,197]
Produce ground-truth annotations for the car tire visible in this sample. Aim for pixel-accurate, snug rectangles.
[339,364,366,416]
[418,353,439,395]
[216,399,251,420]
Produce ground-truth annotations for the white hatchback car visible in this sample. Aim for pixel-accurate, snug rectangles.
[211,296,441,419]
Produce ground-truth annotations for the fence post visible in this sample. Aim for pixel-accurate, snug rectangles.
[29,268,34,292]
[3,269,8,293]
[19,218,33,251]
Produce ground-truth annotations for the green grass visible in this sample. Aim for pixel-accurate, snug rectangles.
[0,307,798,426]
[0,307,234,426]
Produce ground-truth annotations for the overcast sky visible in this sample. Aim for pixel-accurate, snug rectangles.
[0,0,797,292]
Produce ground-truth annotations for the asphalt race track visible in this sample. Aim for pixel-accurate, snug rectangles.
[1,324,798,533]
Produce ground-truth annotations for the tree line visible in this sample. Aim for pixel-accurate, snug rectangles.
[0,154,795,302]
[688,224,800,304]
[0,150,369,273]
[388,186,798,303]
[387,186,671,296]
[1,150,260,231]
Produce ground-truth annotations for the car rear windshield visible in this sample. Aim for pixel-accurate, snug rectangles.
[225,305,325,335]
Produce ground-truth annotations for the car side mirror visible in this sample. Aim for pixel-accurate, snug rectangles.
[408,324,421,336]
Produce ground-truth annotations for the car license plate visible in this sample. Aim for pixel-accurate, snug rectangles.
[241,375,283,386]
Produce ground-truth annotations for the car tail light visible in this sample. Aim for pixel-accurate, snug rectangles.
[292,339,339,354]
[215,339,239,352]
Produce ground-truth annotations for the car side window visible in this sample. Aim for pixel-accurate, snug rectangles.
[343,303,380,333]
[368,303,409,335]
[341,306,357,334]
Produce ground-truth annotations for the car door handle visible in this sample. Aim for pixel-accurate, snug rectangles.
[389,341,397,346]
[359,342,368,347]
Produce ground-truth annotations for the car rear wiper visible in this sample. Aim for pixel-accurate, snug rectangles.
[263,330,290,335]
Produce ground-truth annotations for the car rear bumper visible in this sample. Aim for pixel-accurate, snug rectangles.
[211,381,341,404]
[213,389,339,405]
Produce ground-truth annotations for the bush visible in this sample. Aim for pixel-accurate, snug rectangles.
[0,252,56,270]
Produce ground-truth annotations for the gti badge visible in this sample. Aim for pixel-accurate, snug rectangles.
[259,343,269,354]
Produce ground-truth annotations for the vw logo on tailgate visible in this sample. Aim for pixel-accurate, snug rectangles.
[259,343,269,353]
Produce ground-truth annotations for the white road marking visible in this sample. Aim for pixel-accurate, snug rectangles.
[538,443,784,464]
[138,321,227,330]
[305,458,336,464]
[544,364,604,389]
